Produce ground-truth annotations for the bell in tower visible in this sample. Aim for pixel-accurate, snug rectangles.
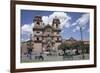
[33,16,43,28]
[52,16,60,28]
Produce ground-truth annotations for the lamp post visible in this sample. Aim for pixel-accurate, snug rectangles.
[79,24,85,59]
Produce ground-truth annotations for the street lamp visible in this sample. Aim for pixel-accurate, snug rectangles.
[79,24,85,59]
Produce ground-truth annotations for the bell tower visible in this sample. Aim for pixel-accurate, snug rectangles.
[33,16,43,28]
[32,16,43,52]
[52,16,60,28]
[52,16,62,50]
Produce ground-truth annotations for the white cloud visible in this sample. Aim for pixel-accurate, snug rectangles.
[22,24,31,33]
[49,12,67,19]
[72,14,89,27]
[42,16,49,25]
[61,20,71,28]
[78,14,89,26]
[60,29,64,33]
[42,12,71,29]
[22,23,34,33]
[72,26,80,32]
[21,23,34,42]
[72,13,90,32]
[72,22,77,26]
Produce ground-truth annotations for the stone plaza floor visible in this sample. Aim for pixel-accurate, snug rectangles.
[21,53,89,63]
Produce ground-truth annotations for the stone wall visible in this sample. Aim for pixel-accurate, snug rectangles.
[33,43,42,52]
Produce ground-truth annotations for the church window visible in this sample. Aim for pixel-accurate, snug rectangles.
[57,37,59,41]
[48,34,50,36]
[57,32,59,34]
[36,22,40,25]
[56,24,58,28]
[37,37,39,41]
[37,31,40,34]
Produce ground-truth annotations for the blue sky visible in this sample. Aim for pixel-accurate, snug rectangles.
[21,10,90,41]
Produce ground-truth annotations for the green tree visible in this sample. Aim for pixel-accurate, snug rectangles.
[84,44,89,53]
[58,42,71,54]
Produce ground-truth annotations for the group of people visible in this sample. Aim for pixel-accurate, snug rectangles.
[25,47,44,61]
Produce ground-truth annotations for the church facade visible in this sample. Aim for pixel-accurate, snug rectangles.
[29,16,62,53]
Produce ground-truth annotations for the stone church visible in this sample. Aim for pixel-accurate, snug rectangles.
[27,16,62,53]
